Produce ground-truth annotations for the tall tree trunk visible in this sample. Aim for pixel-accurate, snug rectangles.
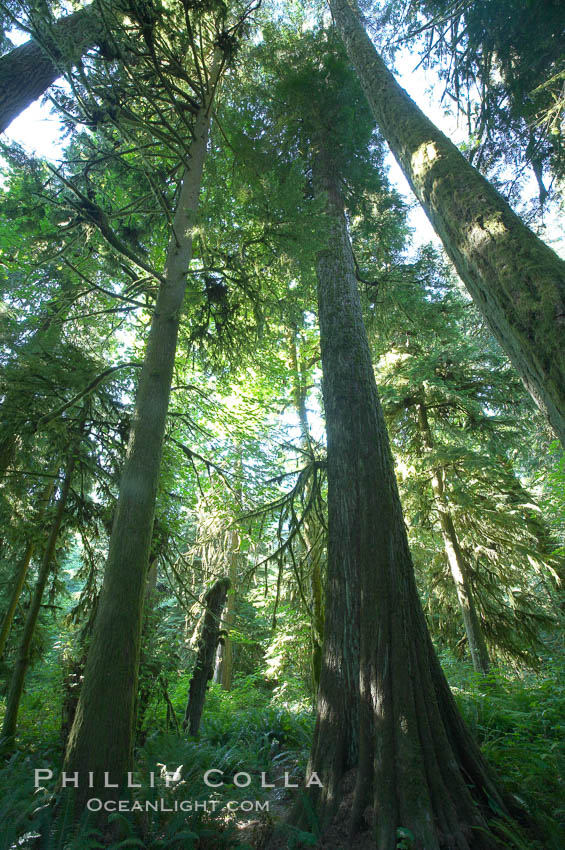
[1,450,76,748]
[0,476,56,658]
[183,576,230,736]
[306,139,514,848]
[328,0,565,447]
[63,77,219,806]
[215,530,238,691]
[0,4,102,133]
[303,147,364,823]
[417,403,491,675]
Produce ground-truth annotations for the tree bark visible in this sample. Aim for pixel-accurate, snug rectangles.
[1,450,76,748]
[183,576,230,736]
[306,139,514,848]
[303,146,364,825]
[0,476,56,659]
[0,4,103,134]
[63,76,219,806]
[417,403,491,675]
[215,530,238,691]
[329,0,565,447]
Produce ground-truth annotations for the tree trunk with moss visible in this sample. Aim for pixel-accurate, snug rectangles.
[0,4,103,133]
[0,476,56,658]
[63,82,218,805]
[1,451,76,748]
[329,0,565,447]
[417,403,491,676]
[305,139,515,849]
[183,577,230,736]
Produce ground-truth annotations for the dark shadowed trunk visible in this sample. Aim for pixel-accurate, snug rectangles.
[63,71,220,806]
[417,402,491,675]
[329,0,565,447]
[304,137,516,849]
[1,450,77,748]
[183,576,230,736]
[0,4,102,133]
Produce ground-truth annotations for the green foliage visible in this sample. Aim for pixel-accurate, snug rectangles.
[396,826,415,849]
[0,675,314,848]
[399,0,565,196]
[369,248,561,665]
[448,651,565,848]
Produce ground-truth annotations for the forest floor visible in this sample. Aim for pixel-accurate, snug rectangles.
[0,653,564,848]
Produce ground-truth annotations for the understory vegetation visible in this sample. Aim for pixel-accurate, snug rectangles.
[1,650,565,849]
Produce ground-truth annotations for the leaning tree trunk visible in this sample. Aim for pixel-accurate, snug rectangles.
[417,403,491,676]
[0,476,56,658]
[306,139,515,849]
[0,4,103,133]
[63,79,219,807]
[183,577,230,736]
[329,0,565,448]
[1,449,77,748]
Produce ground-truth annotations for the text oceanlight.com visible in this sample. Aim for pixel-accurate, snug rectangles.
[85,798,270,813]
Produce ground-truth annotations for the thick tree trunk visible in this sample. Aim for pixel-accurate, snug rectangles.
[0,476,56,658]
[183,577,230,736]
[417,403,491,675]
[329,0,565,447]
[1,451,76,748]
[0,4,102,133]
[303,147,364,825]
[309,556,324,693]
[306,141,513,848]
[63,86,217,806]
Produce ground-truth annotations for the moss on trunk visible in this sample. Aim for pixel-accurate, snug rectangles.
[0,4,102,133]
[329,0,565,447]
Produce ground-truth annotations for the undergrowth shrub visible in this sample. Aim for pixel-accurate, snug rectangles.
[450,652,565,848]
